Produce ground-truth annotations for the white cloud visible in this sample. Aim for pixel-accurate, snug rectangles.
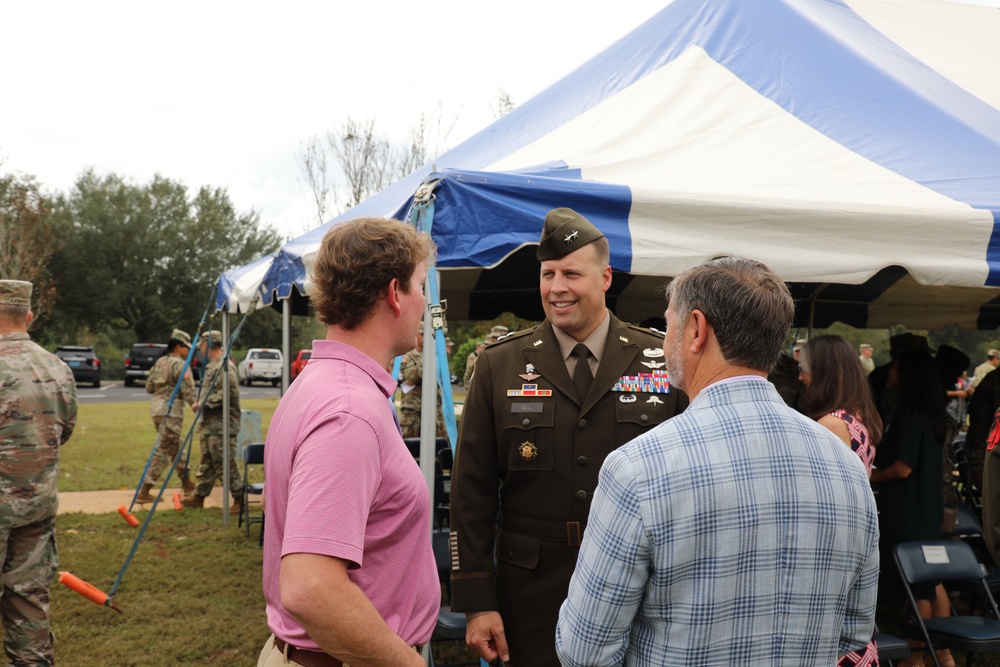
[1,0,668,240]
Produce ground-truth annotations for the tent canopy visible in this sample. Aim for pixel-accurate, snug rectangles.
[218,0,1000,330]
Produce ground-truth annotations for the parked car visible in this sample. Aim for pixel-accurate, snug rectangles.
[55,345,101,387]
[290,349,312,380]
[123,343,167,387]
[237,348,283,386]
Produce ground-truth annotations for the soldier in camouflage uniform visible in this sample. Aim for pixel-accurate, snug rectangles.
[463,340,486,387]
[0,280,77,666]
[398,328,447,440]
[138,328,197,503]
[183,331,244,513]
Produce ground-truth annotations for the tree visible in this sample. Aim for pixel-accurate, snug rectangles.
[48,170,282,343]
[295,136,334,227]
[296,107,457,222]
[490,88,516,119]
[0,170,59,327]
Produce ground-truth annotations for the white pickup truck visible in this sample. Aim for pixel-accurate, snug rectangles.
[237,348,284,386]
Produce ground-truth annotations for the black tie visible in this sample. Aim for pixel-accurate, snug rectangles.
[572,343,593,402]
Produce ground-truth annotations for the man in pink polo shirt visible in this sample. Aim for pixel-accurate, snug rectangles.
[258,217,440,667]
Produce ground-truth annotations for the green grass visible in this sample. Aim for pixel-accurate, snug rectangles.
[53,395,480,666]
[60,399,278,491]
[53,510,269,666]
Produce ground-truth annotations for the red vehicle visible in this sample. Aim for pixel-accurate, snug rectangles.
[290,349,312,380]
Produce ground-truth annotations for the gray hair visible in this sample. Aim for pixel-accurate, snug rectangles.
[666,257,794,372]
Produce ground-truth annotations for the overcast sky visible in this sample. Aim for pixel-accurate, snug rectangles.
[2,1,670,239]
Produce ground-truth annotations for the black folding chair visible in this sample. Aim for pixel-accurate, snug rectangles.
[895,540,1000,666]
[240,443,265,545]
[875,627,911,666]
[429,530,475,667]
[434,447,453,529]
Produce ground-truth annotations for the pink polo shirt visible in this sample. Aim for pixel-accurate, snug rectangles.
[262,339,439,649]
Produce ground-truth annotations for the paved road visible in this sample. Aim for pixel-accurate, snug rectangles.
[74,381,282,404]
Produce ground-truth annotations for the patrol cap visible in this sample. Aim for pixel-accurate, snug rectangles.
[170,328,193,347]
[536,208,605,261]
[989,349,1000,359]
[0,280,32,307]
[859,343,873,351]
[204,330,223,346]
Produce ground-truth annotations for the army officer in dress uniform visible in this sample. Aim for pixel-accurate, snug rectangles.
[449,208,688,667]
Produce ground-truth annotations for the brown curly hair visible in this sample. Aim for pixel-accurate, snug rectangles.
[311,217,436,330]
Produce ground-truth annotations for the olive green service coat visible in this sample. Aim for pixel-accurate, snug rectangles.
[449,316,687,667]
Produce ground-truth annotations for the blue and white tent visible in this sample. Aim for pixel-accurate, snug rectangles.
[220,0,1000,330]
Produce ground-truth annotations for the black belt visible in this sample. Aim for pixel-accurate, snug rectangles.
[273,637,423,667]
[501,512,586,547]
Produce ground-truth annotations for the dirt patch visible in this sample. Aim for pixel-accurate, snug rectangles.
[58,487,234,515]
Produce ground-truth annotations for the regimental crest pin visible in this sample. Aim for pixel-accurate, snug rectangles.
[619,394,637,403]
[564,230,579,243]
[646,395,664,405]
[643,348,665,358]
[641,360,665,369]
[519,441,538,461]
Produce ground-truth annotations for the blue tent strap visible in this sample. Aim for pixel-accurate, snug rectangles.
[408,189,458,450]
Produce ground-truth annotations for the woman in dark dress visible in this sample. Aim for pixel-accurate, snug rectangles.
[871,349,953,667]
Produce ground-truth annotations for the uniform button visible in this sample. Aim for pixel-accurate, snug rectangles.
[577,456,587,466]
[640,414,649,422]
[578,419,587,429]
[576,489,587,500]
[508,551,514,558]
[522,418,530,426]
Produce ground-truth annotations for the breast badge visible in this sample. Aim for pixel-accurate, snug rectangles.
[519,441,539,461]
[643,348,665,358]
[646,395,664,405]
[641,360,665,369]
[619,394,637,403]
[519,363,540,382]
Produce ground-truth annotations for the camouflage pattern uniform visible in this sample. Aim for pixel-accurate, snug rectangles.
[144,354,196,484]
[193,356,244,500]
[463,350,478,387]
[0,331,77,666]
[398,347,447,439]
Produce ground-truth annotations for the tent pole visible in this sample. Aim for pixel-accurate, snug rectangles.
[282,297,291,396]
[222,308,231,525]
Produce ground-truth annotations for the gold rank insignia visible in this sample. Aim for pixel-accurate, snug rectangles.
[519,441,538,461]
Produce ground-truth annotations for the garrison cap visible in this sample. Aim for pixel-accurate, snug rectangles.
[536,208,605,261]
[0,280,32,307]
[204,330,223,346]
[170,328,193,347]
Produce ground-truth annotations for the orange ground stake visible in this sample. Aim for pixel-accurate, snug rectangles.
[58,572,123,613]
[116,505,139,527]
[172,493,183,510]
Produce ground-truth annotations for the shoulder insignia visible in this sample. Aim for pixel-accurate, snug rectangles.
[626,322,666,340]
[487,328,534,347]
